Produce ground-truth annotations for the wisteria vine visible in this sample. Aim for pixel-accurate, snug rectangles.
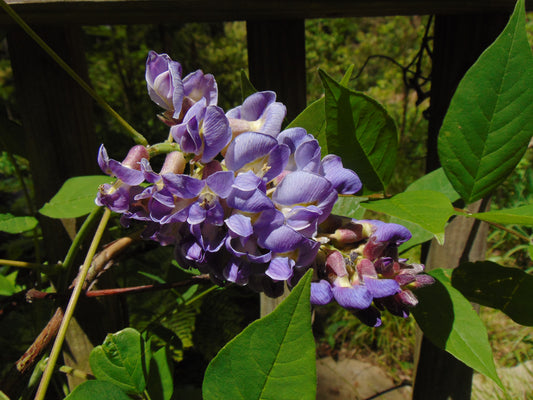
[96,50,434,327]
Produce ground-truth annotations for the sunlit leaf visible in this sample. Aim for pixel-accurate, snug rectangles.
[452,261,533,326]
[0,213,38,234]
[39,175,111,218]
[412,268,503,388]
[470,204,533,225]
[438,0,533,204]
[203,270,315,400]
[331,196,365,219]
[319,69,398,192]
[361,190,455,244]
[406,168,460,202]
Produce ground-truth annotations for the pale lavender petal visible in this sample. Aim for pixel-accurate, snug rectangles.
[320,154,362,194]
[273,171,333,206]
[200,105,232,163]
[364,277,400,298]
[310,280,334,305]
[206,171,234,198]
[163,174,204,198]
[260,102,286,136]
[187,202,206,225]
[224,131,278,172]
[294,140,321,172]
[224,260,250,284]
[373,222,412,244]
[332,285,373,309]
[266,257,295,281]
[240,91,276,121]
[225,214,253,238]
[183,70,218,105]
[145,51,184,116]
[97,144,110,174]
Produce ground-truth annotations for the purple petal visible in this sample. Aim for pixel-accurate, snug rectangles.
[260,101,286,136]
[145,51,184,116]
[240,91,276,121]
[310,280,334,305]
[183,69,218,105]
[266,257,295,281]
[332,285,373,309]
[224,259,250,285]
[320,155,362,195]
[187,202,206,225]
[224,131,278,172]
[163,174,204,198]
[108,159,145,185]
[364,277,401,298]
[206,171,234,198]
[201,105,232,162]
[225,214,253,238]
[97,144,110,174]
[294,140,321,172]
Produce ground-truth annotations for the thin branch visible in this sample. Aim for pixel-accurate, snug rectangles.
[85,275,211,297]
[0,0,148,146]
[35,208,111,400]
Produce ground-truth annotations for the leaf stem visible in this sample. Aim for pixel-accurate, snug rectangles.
[0,259,55,271]
[0,0,148,146]
[34,208,111,400]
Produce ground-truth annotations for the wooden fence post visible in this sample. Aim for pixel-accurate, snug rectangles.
[246,19,307,316]
[413,13,509,399]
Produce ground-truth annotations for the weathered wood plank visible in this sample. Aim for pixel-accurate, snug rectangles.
[1,0,530,25]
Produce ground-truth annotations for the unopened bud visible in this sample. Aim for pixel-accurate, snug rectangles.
[160,151,186,175]
[122,145,149,170]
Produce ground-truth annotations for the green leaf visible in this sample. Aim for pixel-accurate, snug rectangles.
[64,380,131,400]
[0,213,38,234]
[406,168,460,202]
[39,175,111,218]
[331,196,365,219]
[360,190,455,244]
[203,270,316,400]
[412,268,503,388]
[240,70,257,100]
[470,204,533,225]
[287,97,327,155]
[146,347,174,400]
[319,69,398,192]
[452,261,533,326]
[0,274,16,296]
[438,0,533,204]
[89,327,150,394]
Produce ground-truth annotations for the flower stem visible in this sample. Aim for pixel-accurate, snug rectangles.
[0,0,148,146]
[34,208,111,400]
[58,206,103,291]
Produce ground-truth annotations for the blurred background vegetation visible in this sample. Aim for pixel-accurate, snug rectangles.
[0,15,531,398]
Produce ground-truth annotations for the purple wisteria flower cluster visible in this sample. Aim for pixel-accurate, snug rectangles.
[96,51,433,326]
